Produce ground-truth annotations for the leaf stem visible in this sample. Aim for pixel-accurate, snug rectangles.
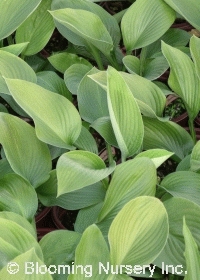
[87,44,104,70]
[188,118,196,143]
[7,35,13,45]
[106,143,114,166]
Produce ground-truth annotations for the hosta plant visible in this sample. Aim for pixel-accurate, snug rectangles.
[0,0,200,279]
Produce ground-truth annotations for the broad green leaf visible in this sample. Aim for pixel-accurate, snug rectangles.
[135,149,174,168]
[161,42,200,120]
[109,196,168,265]
[0,104,8,113]
[143,117,194,161]
[160,171,200,206]
[153,81,173,96]
[1,43,29,56]
[74,126,98,154]
[37,170,106,210]
[40,230,81,267]
[123,55,140,75]
[0,218,43,269]
[78,68,109,123]
[0,0,42,40]
[97,158,156,235]
[0,93,28,117]
[74,202,103,233]
[64,64,93,95]
[49,9,113,57]
[190,35,200,80]
[68,225,110,280]
[5,79,82,149]
[176,154,191,172]
[0,211,36,239]
[0,50,36,94]
[57,151,115,196]
[141,28,191,61]
[183,217,200,280]
[90,117,118,147]
[15,0,55,56]
[37,71,72,101]
[51,0,121,46]
[89,71,167,119]
[25,53,53,73]
[163,0,200,30]
[48,52,91,74]
[0,113,51,188]
[123,55,169,81]
[154,197,200,274]
[107,67,143,160]
[142,56,169,81]
[48,145,67,160]
[190,140,200,172]
[0,159,13,179]
[0,248,52,280]
[0,174,38,222]
[121,0,175,52]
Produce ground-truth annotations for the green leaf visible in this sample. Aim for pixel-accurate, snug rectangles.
[108,196,168,265]
[74,126,98,154]
[163,0,200,30]
[38,171,106,210]
[74,202,103,233]
[154,197,200,274]
[57,151,115,196]
[68,225,110,280]
[40,230,81,267]
[90,117,118,147]
[97,158,156,235]
[161,41,200,120]
[5,79,82,149]
[0,104,8,113]
[78,68,109,123]
[0,174,38,222]
[0,219,43,269]
[15,0,55,56]
[37,71,72,101]
[0,50,36,94]
[1,43,29,56]
[190,140,200,172]
[135,149,174,168]
[123,55,169,81]
[190,35,200,80]
[107,67,143,160]
[0,248,53,280]
[142,56,169,81]
[48,52,91,74]
[0,159,13,179]
[0,93,28,117]
[0,211,36,238]
[141,28,191,61]
[121,0,175,52]
[0,113,51,188]
[183,217,200,280]
[49,9,113,57]
[89,71,167,119]
[160,171,200,206]
[143,117,194,161]
[64,64,93,95]
[51,0,121,47]
[0,0,42,40]
[123,55,140,75]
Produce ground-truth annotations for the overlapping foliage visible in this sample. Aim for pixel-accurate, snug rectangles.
[0,0,200,279]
